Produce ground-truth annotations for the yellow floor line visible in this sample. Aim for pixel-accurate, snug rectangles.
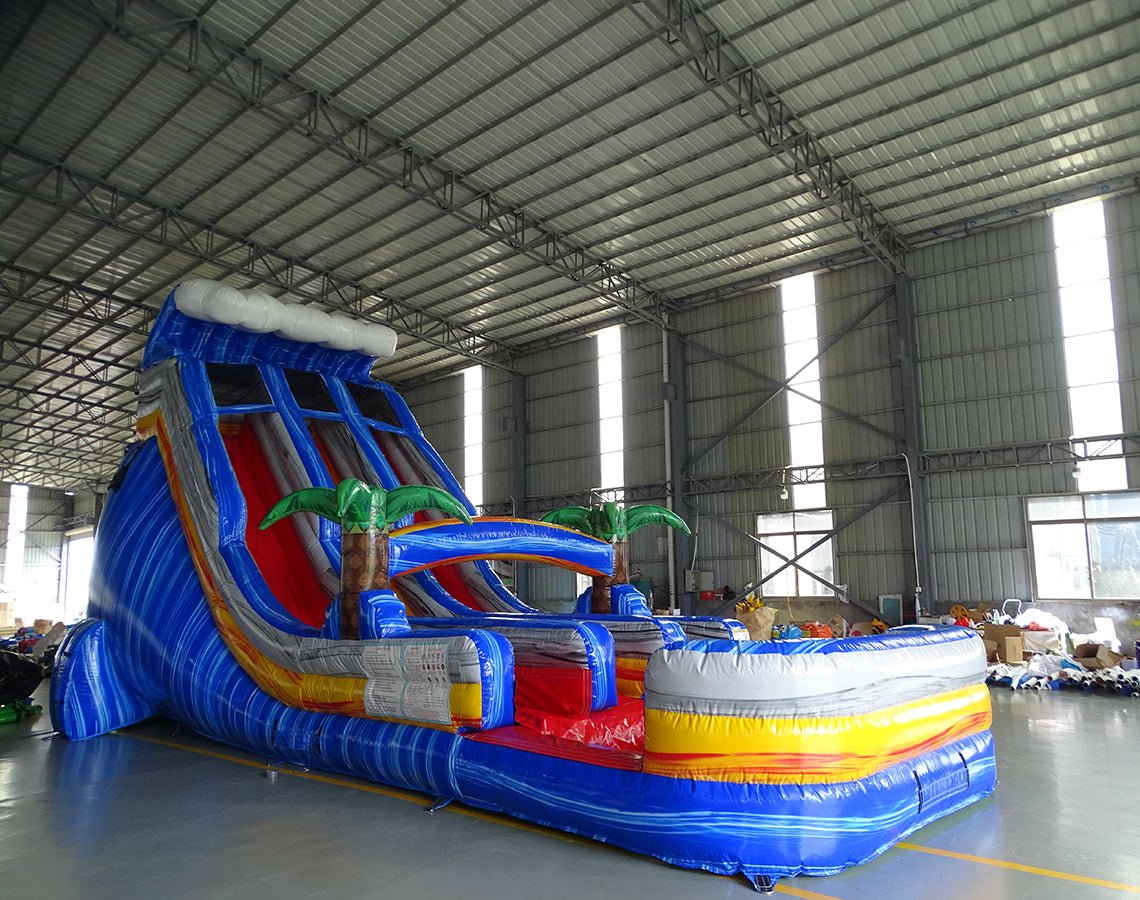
[119,731,842,898]
[771,885,844,899]
[897,842,1140,894]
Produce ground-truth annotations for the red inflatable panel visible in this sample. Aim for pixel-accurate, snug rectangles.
[223,426,329,628]
[514,665,594,717]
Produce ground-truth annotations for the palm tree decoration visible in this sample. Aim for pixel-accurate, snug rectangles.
[540,501,690,614]
[261,478,471,639]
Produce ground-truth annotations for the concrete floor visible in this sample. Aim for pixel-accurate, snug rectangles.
[2,685,1137,899]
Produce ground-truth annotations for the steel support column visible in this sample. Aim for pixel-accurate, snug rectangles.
[895,274,933,610]
[663,329,691,612]
[510,372,529,601]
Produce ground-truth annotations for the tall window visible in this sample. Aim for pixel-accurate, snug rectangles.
[462,366,483,510]
[780,272,826,509]
[62,533,96,620]
[1051,200,1126,491]
[3,484,28,594]
[756,273,833,597]
[596,325,624,500]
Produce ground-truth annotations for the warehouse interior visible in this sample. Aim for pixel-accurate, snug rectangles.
[1,0,1138,896]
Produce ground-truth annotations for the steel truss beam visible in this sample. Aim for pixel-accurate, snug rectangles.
[0,448,122,489]
[0,347,138,406]
[0,264,149,432]
[479,481,670,519]
[76,0,678,332]
[1,408,131,449]
[923,433,1140,474]
[59,513,97,531]
[687,456,909,496]
[0,457,113,489]
[636,0,907,274]
[0,429,128,466]
[0,424,125,459]
[0,261,155,335]
[0,333,139,385]
[684,434,1140,496]
[0,389,133,431]
[0,146,519,371]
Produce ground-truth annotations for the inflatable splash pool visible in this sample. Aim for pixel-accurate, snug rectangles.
[52,280,995,889]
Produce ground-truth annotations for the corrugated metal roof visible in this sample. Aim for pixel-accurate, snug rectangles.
[0,0,1136,486]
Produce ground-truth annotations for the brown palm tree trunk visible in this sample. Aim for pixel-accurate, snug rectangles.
[339,527,388,639]
[590,540,629,614]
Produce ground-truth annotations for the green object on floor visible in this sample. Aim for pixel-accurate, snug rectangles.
[0,699,43,723]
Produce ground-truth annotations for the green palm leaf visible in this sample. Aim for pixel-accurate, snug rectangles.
[624,504,691,537]
[259,487,338,530]
[605,501,624,541]
[334,478,384,530]
[540,506,595,535]
[386,485,473,527]
[585,502,623,542]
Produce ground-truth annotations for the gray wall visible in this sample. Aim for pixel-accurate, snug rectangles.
[910,195,1139,645]
[816,262,911,608]
[675,286,789,603]
[911,216,1071,606]
[393,193,1140,643]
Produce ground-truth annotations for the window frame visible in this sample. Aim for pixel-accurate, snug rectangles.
[1026,490,1140,602]
[755,508,836,599]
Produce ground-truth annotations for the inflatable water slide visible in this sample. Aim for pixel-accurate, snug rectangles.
[51,281,995,888]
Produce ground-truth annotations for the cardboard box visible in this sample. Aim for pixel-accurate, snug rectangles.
[980,624,1026,662]
[1074,642,1124,670]
[983,639,999,664]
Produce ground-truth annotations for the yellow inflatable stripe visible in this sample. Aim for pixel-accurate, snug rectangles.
[644,684,991,784]
[143,412,462,732]
[449,682,483,726]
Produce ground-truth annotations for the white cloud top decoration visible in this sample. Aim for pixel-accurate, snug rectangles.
[173,279,398,359]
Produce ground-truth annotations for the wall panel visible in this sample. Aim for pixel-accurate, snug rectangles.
[1107,191,1140,487]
